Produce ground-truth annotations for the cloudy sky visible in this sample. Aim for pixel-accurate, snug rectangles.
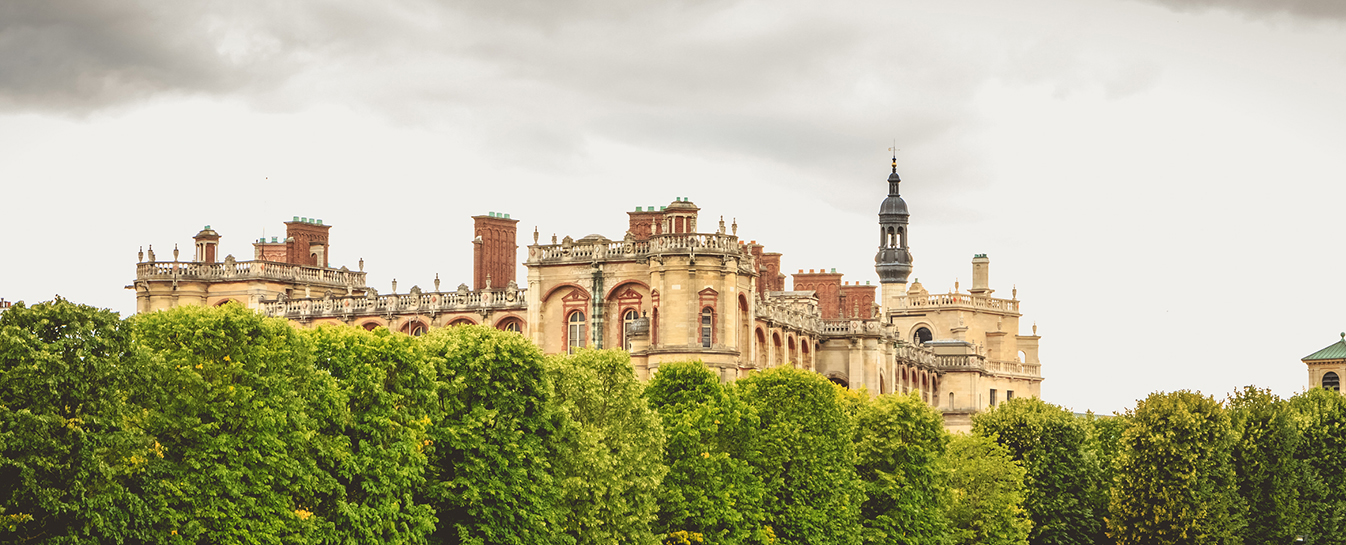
[2,0,1343,413]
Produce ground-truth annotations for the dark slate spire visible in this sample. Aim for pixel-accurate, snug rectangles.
[875,153,913,284]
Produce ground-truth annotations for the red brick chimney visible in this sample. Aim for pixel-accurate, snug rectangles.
[473,212,519,290]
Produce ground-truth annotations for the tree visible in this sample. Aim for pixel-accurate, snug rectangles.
[972,397,1099,545]
[303,325,438,544]
[1289,387,1346,545]
[1079,412,1127,545]
[644,361,768,545]
[1227,386,1304,544]
[942,433,1031,545]
[851,392,950,545]
[545,349,666,545]
[418,324,569,545]
[0,298,153,543]
[1108,390,1243,545]
[737,367,862,545]
[132,303,342,543]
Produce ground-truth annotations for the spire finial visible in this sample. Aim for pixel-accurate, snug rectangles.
[889,142,898,174]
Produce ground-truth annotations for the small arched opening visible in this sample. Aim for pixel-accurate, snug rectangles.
[1325,371,1341,392]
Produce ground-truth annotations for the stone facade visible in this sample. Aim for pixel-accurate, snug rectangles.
[130,164,1045,430]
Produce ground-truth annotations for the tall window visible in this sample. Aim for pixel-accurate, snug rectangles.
[989,388,998,407]
[1007,390,1015,400]
[701,308,713,348]
[1325,372,1341,392]
[568,311,586,354]
[622,309,638,350]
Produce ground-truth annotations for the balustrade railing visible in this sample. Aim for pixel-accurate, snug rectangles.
[893,293,1018,313]
[259,288,527,319]
[136,260,366,288]
[528,232,747,265]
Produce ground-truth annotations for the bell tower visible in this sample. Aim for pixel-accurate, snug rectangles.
[875,154,913,317]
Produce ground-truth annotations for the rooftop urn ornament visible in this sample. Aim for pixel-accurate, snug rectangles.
[434,273,441,292]
[718,216,726,234]
[1013,284,1017,299]
[359,258,364,272]
[534,226,539,244]
[147,245,156,262]
[1033,322,1038,335]
[173,244,179,261]
[732,218,737,236]
[391,278,397,293]
[552,233,558,244]
[485,274,492,290]
[138,246,144,262]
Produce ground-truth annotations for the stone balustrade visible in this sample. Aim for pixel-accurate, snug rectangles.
[934,353,1041,377]
[527,232,748,266]
[136,260,366,289]
[259,287,526,319]
[894,293,1019,313]
[756,298,823,334]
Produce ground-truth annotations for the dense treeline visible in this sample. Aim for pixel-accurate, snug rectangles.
[2,299,1344,544]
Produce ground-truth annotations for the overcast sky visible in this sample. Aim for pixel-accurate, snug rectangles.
[2,0,1343,414]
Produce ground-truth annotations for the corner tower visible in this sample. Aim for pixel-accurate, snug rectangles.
[876,154,913,316]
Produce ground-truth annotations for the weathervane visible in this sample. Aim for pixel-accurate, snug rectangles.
[889,141,899,173]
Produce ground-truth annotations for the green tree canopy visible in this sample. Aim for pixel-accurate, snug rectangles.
[545,349,665,545]
[303,325,438,544]
[1108,390,1243,545]
[0,298,153,543]
[972,397,1099,545]
[1289,387,1346,545]
[644,361,768,545]
[1227,386,1304,544]
[418,324,568,545]
[942,433,1031,545]
[737,367,862,545]
[132,303,342,543]
[852,392,950,545]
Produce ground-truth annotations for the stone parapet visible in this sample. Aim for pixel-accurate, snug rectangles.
[260,285,526,319]
[136,260,365,290]
[527,232,749,268]
[891,293,1019,314]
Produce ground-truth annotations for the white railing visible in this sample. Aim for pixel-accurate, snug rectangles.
[136,260,366,288]
[528,232,747,264]
[894,293,1018,313]
[259,288,527,318]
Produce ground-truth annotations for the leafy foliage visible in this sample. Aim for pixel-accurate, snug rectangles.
[1289,387,1346,545]
[1108,390,1244,545]
[1227,386,1304,544]
[644,361,768,545]
[737,367,863,545]
[852,392,950,545]
[132,303,342,543]
[942,433,1031,545]
[304,325,438,544]
[545,349,666,545]
[972,397,1100,545]
[418,324,568,545]
[0,298,153,543]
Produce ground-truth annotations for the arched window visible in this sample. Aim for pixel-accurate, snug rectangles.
[404,321,427,336]
[361,322,379,331]
[567,311,586,354]
[497,318,521,333]
[701,307,714,348]
[1325,372,1341,391]
[913,327,932,345]
[622,309,639,350]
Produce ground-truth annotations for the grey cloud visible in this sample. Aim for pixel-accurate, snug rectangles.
[1132,0,1346,21]
[0,0,1120,208]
